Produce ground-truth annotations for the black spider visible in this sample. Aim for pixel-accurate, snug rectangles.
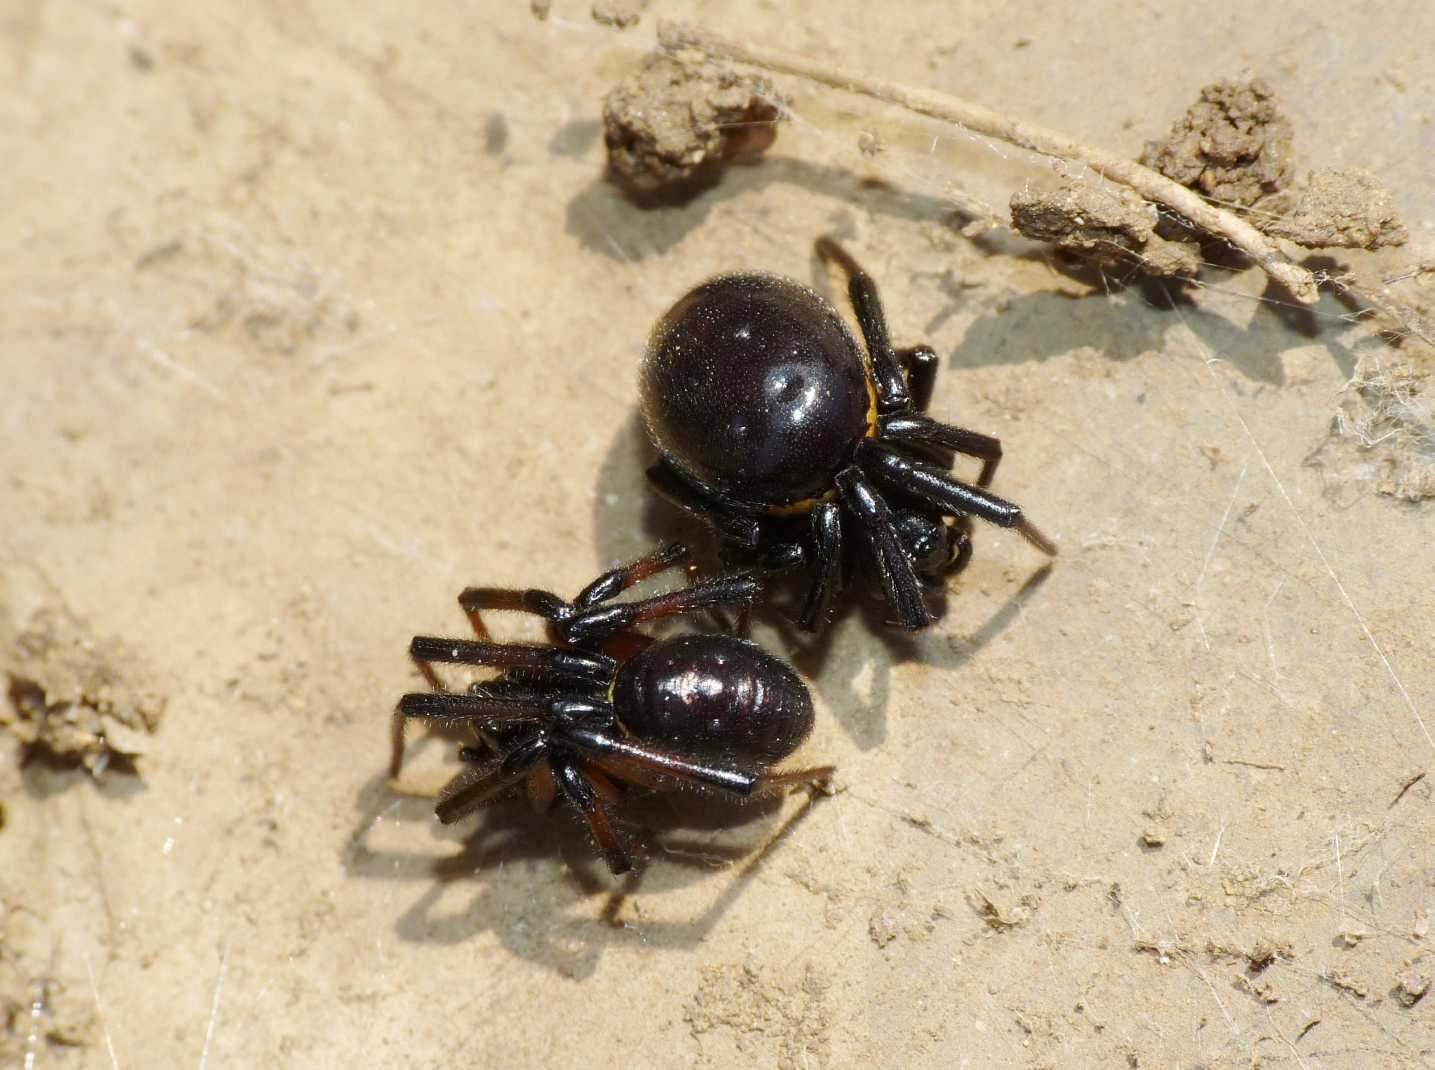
[395,543,832,874]
[640,236,1057,632]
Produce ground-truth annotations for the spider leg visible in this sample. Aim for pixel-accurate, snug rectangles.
[400,635,564,778]
[408,636,617,686]
[435,735,547,824]
[834,464,933,630]
[945,518,975,577]
[796,501,843,633]
[816,236,909,414]
[896,345,939,414]
[525,759,559,811]
[389,708,410,780]
[561,726,759,796]
[573,542,695,608]
[396,690,553,723]
[561,573,760,647]
[879,413,1003,488]
[856,441,1057,555]
[645,459,762,549]
[552,756,633,874]
[456,586,568,641]
[752,764,837,797]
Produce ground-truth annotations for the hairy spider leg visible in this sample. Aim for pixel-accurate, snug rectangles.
[560,572,760,647]
[456,586,566,643]
[395,635,597,778]
[525,759,559,811]
[408,636,618,685]
[834,465,933,630]
[552,755,633,874]
[896,344,939,415]
[645,460,764,548]
[796,501,843,632]
[880,413,1004,489]
[435,734,548,824]
[563,725,760,796]
[816,236,909,413]
[396,690,555,721]
[461,544,751,649]
[751,764,837,796]
[856,441,1058,556]
[573,541,697,607]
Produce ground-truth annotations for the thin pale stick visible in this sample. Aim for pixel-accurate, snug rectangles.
[659,20,1319,305]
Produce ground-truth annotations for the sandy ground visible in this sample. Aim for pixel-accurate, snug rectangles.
[4,2,1434,1067]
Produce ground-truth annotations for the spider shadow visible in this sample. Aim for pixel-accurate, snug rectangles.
[588,412,904,748]
[765,556,1055,749]
[589,413,1056,751]
[345,733,830,980]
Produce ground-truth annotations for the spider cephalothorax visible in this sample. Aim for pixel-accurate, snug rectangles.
[396,543,831,874]
[640,236,1057,632]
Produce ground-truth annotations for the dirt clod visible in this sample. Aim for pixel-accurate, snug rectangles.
[1393,968,1430,1007]
[1246,937,1291,973]
[1010,180,1201,278]
[591,0,645,29]
[603,54,780,194]
[1,892,97,1060]
[1324,968,1368,999]
[1265,167,1408,249]
[969,888,1036,931]
[2,607,164,774]
[868,907,900,947]
[1141,78,1294,207]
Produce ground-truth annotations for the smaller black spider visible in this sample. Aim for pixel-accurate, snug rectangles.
[640,236,1057,632]
[395,543,832,874]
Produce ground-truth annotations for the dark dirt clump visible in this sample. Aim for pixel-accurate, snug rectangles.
[1141,78,1294,208]
[1010,180,1201,277]
[603,53,780,194]
[1266,167,1408,249]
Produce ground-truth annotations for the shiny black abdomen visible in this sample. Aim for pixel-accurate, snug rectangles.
[610,633,814,765]
[640,273,871,509]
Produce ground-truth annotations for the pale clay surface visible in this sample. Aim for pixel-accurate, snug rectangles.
[3,3,1434,1068]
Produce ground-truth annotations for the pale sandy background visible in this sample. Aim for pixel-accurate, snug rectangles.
[4,2,1434,1067]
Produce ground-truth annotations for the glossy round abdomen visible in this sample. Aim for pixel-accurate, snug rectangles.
[611,634,814,765]
[640,273,871,509]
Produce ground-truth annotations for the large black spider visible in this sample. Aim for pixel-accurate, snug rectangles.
[395,543,832,874]
[640,236,1057,632]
